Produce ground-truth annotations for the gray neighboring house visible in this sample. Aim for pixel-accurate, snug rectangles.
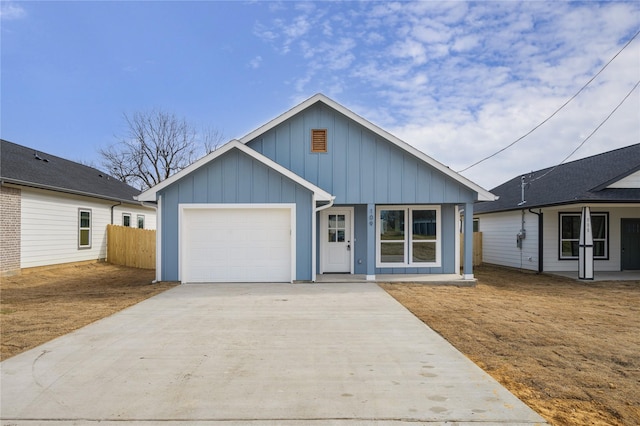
[474,143,640,273]
[139,94,496,283]
[0,139,156,275]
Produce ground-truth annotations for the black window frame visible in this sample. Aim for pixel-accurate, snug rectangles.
[558,211,609,260]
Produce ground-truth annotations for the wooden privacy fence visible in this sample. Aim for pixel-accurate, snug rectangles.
[107,225,156,270]
[460,232,483,267]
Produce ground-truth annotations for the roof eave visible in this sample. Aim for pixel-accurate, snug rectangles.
[1,178,150,206]
[239,93,497,202]
[137,140,334,202]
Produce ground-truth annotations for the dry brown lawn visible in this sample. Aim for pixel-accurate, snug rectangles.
[1,262,638,425]
[381,265,640,426]
[1,262,177,360]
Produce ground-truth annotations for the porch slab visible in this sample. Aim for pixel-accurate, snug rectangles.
[551,270,640,281]
[314,274,477,286]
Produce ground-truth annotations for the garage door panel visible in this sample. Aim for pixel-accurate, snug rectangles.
[182,207,292,283]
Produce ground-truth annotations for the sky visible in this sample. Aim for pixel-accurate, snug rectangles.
[1,1,639,190]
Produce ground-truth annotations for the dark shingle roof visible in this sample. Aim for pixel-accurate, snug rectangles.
[475,143,640,214]
[1,139,144,204]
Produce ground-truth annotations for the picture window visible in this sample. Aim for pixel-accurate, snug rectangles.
[559,212,608,259]
[376,206,441,267]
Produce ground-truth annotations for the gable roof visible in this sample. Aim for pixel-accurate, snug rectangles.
[240,93,496,202]
[1,139,146,204]
[137,140,334,202]
[475,143,640,214]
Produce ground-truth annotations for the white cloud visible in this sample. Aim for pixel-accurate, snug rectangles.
[249,56,262,69]
[0,2,26,20]
[256,1,640,188]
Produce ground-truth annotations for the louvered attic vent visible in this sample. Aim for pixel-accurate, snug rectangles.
[311,129,327,153]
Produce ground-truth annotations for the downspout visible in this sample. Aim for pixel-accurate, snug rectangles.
[314,196,336,213]
[110,201,122,224]
[529,208,543,273]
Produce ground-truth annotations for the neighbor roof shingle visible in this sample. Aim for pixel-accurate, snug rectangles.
[1,139,145,204]
[475,143,640,214]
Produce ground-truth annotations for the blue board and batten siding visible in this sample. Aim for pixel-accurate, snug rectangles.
[248,102,476,275]
[246,102,476,205]
[158,149,314,281]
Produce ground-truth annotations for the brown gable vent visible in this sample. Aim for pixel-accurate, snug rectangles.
[311,129,327,153]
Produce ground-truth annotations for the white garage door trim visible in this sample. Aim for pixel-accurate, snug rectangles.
[179,203,296,283]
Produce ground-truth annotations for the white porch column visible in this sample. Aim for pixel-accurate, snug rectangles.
[366,203,376,280]
[463,202,474,279]
[579,206,594,280]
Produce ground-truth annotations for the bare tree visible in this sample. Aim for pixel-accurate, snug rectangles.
[100,109,224,190]
[200,125,225,155]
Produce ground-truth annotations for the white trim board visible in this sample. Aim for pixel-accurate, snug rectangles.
[139,140,332,203]
[240,94,496,202]
[319,207,355,274]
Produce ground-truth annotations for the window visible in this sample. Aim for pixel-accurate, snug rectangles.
[559,212,608,259]
[311,129,327,153]
[137,215,145,229]
[78,209,91,249]
[473,219,479,232]
[327,214,346,242]
[377,206,440,267]
[123,213,131,227]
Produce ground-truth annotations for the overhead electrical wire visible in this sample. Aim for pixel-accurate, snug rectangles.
[458,28,640,173]
[528,79,640,183]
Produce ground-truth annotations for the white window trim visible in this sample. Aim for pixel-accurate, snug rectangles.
[559,212,609,260]
[376,205,441,268]
[78,208,92,249]
[122,213,131,227]
[137,214,145,229]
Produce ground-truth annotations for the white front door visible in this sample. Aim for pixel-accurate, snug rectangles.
[320,208,353,273]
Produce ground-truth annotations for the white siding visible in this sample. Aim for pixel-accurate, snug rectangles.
[20,188,155,268]
[478,210,539,271]
[607,170,640,188]
[542,205,640,272]
[113,205,157,229]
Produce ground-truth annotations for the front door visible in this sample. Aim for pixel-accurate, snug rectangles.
[321,208,353,273]
[621,219,640,270]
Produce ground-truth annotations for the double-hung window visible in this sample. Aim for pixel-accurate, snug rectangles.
[559,212,608,259]
[78,209,92,249]
[137,215,145,229]
[123,213,131,227]
[377,206,440,267]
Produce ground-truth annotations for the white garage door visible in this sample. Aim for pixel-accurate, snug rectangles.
[181,206,293,283]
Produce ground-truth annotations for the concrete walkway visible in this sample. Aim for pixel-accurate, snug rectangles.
[1,283,547,425]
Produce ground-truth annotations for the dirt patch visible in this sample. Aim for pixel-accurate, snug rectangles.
[1,262,177,361]
[380,265,640,426]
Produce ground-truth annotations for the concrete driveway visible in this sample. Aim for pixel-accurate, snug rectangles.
[1,283,547,425]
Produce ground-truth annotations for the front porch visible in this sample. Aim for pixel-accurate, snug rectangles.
[314,273,476,286]
[551,270,640,282]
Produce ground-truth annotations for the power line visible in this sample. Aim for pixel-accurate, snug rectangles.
[528,79,640,183]
[458,29,640,173]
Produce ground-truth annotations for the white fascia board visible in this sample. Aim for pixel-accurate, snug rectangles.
[137,140,333,202]
[233,141,333,202]
[240,93,497,202]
